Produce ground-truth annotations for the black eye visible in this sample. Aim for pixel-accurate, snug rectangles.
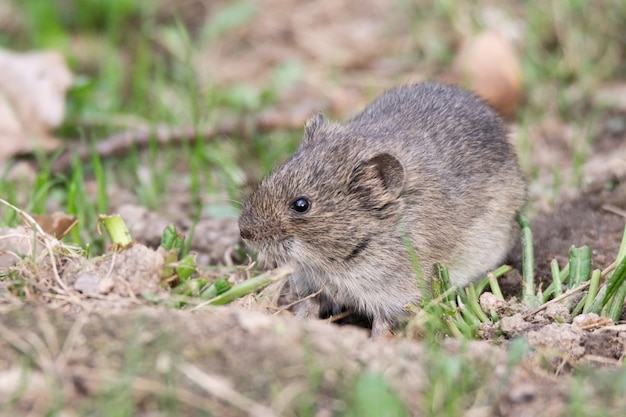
[290,197,311,213]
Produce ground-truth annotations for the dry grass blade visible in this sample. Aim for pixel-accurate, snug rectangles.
[278,284,324,313]
[49,115,294,173]
[523,261,621,320]
[72,365,222,412]
[1,200,64,288]
[179,362,278,417]
[0,310,89,380]
[0,198,85,304]
[192,265,293,311]
[522,281,591,319]
[602,204,626,218]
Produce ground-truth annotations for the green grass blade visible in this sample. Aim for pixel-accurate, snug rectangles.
[586,285,607,315]
[465,285,489,323]
[200,276,232,300]
[347,371,410,417]
[571,297,586,317]
[208,266,292,306]
[475,265,510,297]
[434,263,454,302]
[550,259,562,298]
[603,256,626,322]
[603,249,626,307]
[568,246,591,288]
[519,213,539,307]
[399,223,426,298]
[457,296,481,329]
[582,269,601,314]
[91,140,108,214]
[616,225,626,266]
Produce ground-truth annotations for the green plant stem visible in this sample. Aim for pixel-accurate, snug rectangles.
[604,254,626,322]
[445,317,465,339]
[616,225,626,266]
[91,139,108,214]
[572,297,586,317]
[205,266,292,306]
[99,214,133,248]
[475,265,510,296]
[569,245,591,288]
[434,263,454,302]
[457,296,481,328]
[586,285,607,315]
[603,248,626,307]
[551,259,562,298]
[519,213,538,306]
[198,276,230,300]
[542,263,570,302]
[465,285,489,323]
[583,269,601,314]
[488,275,504,300]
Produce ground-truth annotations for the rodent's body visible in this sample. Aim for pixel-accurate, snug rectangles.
[239,82,526,336]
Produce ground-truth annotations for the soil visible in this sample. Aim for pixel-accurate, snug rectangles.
[1,1,626,416]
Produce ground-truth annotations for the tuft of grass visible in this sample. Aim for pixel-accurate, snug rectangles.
[406,216,626,341]
[345,371,409,417]
[422,341,509,417]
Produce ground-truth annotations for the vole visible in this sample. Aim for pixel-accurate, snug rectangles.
[239,82,526,337]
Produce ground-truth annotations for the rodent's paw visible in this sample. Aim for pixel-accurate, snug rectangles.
[371,317,394,338]
[293,297,320,319]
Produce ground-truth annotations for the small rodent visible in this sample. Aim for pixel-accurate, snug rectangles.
[239,82,526,337]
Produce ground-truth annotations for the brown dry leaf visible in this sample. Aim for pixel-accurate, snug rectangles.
[30,213,78,240]
[0,48,72,161]
[452,30,522,118]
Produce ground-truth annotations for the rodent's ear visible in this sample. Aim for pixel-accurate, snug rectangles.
[303,112,324,143]
[348,153,405,208]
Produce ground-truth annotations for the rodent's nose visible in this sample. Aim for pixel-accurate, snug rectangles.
[239,226,253,240]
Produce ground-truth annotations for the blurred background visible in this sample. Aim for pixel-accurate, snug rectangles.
[0,0,625,258]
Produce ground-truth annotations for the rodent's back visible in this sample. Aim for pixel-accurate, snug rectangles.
[346,83,523,217]
[343,82,525,285]
[347,82,514,174]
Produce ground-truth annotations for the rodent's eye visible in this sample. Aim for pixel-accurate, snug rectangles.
[290,197,311,213]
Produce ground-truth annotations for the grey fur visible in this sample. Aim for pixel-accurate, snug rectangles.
[239,82,526,337]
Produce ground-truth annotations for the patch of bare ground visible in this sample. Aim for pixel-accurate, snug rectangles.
[0,300,624,416]
[0,306,584,417]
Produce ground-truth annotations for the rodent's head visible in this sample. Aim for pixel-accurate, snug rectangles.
[239,112,405,270]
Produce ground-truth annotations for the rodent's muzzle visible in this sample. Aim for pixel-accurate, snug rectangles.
[238,215,284,244]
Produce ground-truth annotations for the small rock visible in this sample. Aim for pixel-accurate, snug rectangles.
[479,292,508,316]
[572,313,613,330]
[74,273,102,295]
[117,204,170,248]
[192,217,240,265]
[499,313,531,337]
[533,303,571,324]
[525,323,585,361]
